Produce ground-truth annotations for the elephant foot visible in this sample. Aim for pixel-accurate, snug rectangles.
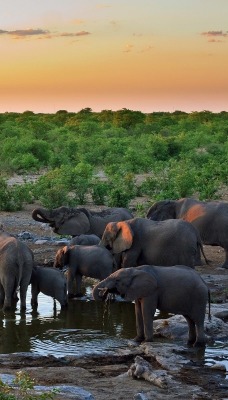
[133,335,145,343]
[193,339,206,348]
[221,264,228,269]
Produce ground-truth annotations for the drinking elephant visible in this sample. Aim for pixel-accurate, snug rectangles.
[0,231,34,311]
[146,198,228,268]
[32,206,133,237]
[93,265,210,346]
[30,266,68,308]
[69,234,100,246]
[100,218,209,268]
[54,244,117,297]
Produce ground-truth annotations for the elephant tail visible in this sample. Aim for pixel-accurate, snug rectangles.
[208,289,211,322]
[198,241,211,266]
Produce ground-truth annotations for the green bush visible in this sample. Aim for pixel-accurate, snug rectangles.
[0,370,57,400]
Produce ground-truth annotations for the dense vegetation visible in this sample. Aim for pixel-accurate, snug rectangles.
[0,108,227,212]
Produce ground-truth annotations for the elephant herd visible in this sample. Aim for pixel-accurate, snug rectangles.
[1,197,227,347]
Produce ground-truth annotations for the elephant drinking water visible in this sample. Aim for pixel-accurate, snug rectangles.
[93,265,211,346]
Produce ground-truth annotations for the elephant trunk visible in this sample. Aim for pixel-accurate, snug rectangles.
[93,278,115,301]
[32,208,49,223]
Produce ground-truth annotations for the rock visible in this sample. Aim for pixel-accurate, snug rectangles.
[128,355,170,388]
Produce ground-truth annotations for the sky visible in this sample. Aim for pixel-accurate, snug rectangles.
[0,0,228,114]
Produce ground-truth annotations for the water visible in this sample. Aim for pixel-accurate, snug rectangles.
[0,284,227,377]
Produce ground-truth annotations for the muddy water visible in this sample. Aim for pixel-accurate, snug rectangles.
[0,285,227,376]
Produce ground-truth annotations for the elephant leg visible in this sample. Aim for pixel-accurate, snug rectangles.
[0,283,4,307]
[67,268,76,298]
[194,319,206,347]
[31,284,39,308]
[3,280,15,310]
[184,315,196,346]
[134,300,145,342]
[75,273,83,297]
[122,249,140,268]
[141,297,156,342]
[221,248,228,269]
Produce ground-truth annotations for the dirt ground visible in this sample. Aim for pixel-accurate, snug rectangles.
[0,204,228,400]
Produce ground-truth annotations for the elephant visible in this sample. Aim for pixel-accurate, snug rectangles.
[32,206,133,237]
[0,231,34,311]
[53,244,117,298]
[93,265,211,346]
[99,217,209,268]
[69,234,100,246]
[146,198,228,268]
[30,266,68,308]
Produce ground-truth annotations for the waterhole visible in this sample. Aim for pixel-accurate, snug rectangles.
[0,285,227,377]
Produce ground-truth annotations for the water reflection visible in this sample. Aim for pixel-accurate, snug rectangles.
[0,286,136,356]
[0,285,227,372]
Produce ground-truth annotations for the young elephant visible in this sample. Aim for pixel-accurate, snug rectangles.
[69,234,100,246]
[30,266,68,308]
[54,244,117,298]
[0,231,34,311]
[93,265,211,347]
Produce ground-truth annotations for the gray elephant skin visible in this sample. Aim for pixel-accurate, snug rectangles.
[32,206,133,237]
[100,218,208,268]
[70,234,100,246]
[93,265,210,346]
[146,197,228,268]
[54,244,117,298]
[31,266,68,308]
[0,231,34,311]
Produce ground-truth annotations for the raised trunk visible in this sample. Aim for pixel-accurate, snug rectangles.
[32,208,50,223]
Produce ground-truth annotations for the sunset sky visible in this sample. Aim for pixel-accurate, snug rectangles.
[1,0,228,113]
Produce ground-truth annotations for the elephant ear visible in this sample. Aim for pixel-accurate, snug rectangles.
[57,210,90,235]
[124,269,157,302]
[147,200,176,220]
[54,246,69,269]
[112,221,133,254]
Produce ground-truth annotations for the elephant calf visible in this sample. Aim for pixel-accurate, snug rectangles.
[93,265,211,347]
[70,234,100,246]
[54,244,117,298]
[31,266,68,308]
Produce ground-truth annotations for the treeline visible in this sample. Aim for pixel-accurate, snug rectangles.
[0,108,227,211]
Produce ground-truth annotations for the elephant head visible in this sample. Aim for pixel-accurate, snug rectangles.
[146,200,176,221]
[54,246,70,269]
[32,206,91,235]
[93,267,157,302]
[100,221,133,254]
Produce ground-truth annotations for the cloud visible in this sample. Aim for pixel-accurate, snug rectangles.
[59,31,91,37]
[0,28,49,38]
[0,27,91,40]
[201,30,228,42]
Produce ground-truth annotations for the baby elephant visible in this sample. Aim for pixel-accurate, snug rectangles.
[31,266,68,308]
[93,265,211,347]
[70,234,100,246]
[54,244,117,298]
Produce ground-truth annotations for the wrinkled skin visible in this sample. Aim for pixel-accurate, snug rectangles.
[32,206,133,237]
[146,198,228,268]
[54,244,117,298]
[30,266,68,308]
[100,218,208,268]
[0,231,34,311]
[69,234,100,246]
[93,265,210,346]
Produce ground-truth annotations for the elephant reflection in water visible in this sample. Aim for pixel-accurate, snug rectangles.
[57,299,136,339]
